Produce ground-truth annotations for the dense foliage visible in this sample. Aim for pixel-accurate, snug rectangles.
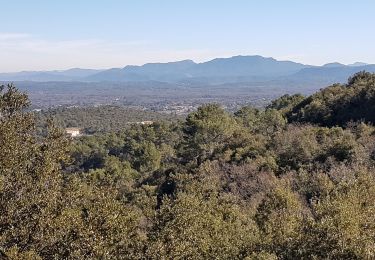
[1,73,375,259]
[288,71,375,126]
[35,106,180,134]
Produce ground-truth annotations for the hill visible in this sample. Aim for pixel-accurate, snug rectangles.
[87,60,196,82]
[286,71,375,126]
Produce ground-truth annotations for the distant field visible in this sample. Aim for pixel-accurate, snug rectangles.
[13,80,324,113]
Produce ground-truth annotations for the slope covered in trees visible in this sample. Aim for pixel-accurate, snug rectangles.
[1,74,375,259]
[287,71,375,126]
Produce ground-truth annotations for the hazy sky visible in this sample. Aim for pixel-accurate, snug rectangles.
[1,0,375,72]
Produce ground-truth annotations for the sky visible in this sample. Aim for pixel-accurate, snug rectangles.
[1,0,375,72]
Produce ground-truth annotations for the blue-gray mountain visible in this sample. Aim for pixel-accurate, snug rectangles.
[0,68,103,82]
[1,55,374,85]
[86,56,310,83]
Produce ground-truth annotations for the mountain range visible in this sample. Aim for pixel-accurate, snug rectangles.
[1,55,374,85]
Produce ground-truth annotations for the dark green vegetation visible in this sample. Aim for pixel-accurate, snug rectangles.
[1,72,375,259]
[288,71,375,126]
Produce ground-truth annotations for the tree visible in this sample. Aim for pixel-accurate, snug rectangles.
[0,84,69,257]
[255,183,304,258]
[181,104,238,165]
[267,94,304,115]
[147,192,259,259]
[304,167,375,259]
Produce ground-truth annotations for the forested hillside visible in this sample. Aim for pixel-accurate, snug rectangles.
[1,73,375,259]
[287,71,375,126]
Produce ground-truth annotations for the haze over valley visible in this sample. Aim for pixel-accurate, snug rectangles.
[2,55,374,112]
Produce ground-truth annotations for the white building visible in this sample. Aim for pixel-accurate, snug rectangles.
[65,127,81,137]
[140,121,153,125]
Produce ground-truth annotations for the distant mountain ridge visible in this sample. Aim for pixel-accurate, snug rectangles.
[1,55,374,85]
[86,55,310,83]
[0,68,103,82]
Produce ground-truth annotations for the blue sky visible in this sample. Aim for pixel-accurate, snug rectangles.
[1,0,374,72]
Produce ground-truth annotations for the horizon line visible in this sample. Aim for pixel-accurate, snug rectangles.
[0,54,371,74]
